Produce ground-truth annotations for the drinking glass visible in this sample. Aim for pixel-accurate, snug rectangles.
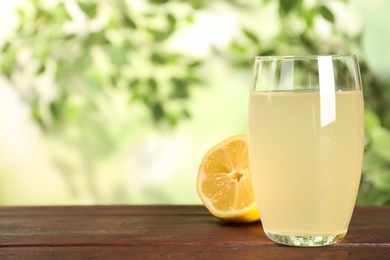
[248,55,364,247]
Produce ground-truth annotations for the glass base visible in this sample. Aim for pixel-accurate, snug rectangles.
[264,230,347,247]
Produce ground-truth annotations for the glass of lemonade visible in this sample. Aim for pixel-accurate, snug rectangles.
[248,55,364,247]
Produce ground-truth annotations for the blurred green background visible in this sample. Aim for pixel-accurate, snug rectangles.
[0,0,390,205]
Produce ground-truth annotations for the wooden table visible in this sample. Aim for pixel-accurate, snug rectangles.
[1,206,389,259]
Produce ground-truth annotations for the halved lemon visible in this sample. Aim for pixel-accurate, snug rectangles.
[197,135,260,223]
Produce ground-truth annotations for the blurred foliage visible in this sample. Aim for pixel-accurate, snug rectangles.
[1,0,390,205]
[1,0,204,130]
[0,0,207,203]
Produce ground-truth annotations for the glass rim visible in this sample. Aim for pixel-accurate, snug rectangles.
[255,54,357,61]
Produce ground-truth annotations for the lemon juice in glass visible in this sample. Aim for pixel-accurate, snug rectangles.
[248,55,364,246]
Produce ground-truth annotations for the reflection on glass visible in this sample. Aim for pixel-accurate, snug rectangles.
[318,56,336,127]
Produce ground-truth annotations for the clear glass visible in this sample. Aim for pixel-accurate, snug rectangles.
[248,55,364,247]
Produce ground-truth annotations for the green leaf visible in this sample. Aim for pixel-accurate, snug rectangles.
[166,113,179,126]
[364,186,390,205]
[151,53,166,64]
[152,102,164,121]
[188,60,202,68]
[1,56,16,78]
[15,7,27,20]
[147,28,174,42]
[259,49,275,56]
[362,148,388,172]
[186,14,195,24]
[370,172,390,191]
[49,101,62,121]
[229,42,246,54]
[63,34,76,41]
[122,13,137,29]
[110,75,117,86]
[170,78,188,99]
[123,40,135,51]
[279,0,302,15]
[319,5,334,23]
[53,3,72,22]
[299,33,315,52]
[78,0,98,19]
[148,78,157,92]
[371,127,390,161]
[149,0,169,4]
[37,63,46,75]
[365,108,381,134]
[118,2,136,30]
[188,0,206,10]
[64,99,82,123]
[186,74,202,85]
[243,29,258,44]
[105,45,127,65]
[129,79,140,89]
[1,42,11,53]
[84,31,108,47]
[33,7,44,20]
[302,8,315,28]
[167,14,176,28]
[182,108,190,118]
[235,60,252,68]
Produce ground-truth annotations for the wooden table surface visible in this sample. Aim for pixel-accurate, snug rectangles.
[1,205,389,259]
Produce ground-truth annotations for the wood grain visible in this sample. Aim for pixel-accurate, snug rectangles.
[0,206,389,259]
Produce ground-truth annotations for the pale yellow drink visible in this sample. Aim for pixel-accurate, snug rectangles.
[249,90,364,239]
